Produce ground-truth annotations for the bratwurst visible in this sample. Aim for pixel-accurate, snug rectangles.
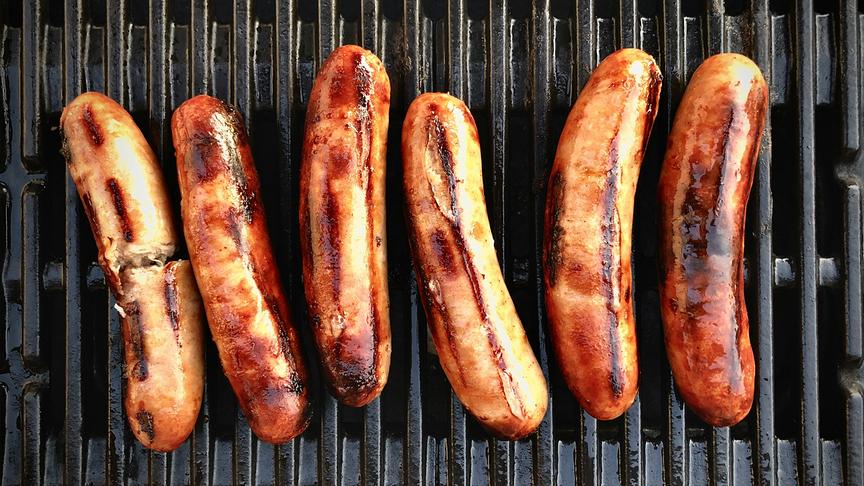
[658,53,767,427]
[402,93,548,439]
[300,45,391,406]
[543,49,661,420]
[172,95,312,443]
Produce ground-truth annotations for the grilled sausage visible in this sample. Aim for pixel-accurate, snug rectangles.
[402,93,548,439]
[300,45,391,407]
[172,95,312,443]
[61,92,204,451]
[61,92,178,292]
[543,49,662,420]
[658,53,767,427]
[118,262,205,451]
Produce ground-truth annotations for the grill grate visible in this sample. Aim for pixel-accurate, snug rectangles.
[0,0,862,484]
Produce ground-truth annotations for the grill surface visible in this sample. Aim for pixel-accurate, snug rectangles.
[1,0,863,484]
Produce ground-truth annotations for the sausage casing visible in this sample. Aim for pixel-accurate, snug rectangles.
[119,261,204,451]
[543,49,661,420]
[658,54,767,427]
[61,92,204,451]
[300,45,391,406]
[172,95,312,443]
[402,93,548,439]
[61,92,177,291]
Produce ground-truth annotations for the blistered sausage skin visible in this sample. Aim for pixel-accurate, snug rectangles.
[543,49,662,420]
[172,95,311,443]
[300,45,392,407]
[402,93,548,439]
[61,92,204,451]
[658,54,767,427]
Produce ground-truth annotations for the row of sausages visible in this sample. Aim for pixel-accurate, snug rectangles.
[59,45,767,450]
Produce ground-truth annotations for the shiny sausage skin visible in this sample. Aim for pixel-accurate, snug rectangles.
[402,93,548,439]
[543,49,662,420]
[658,54,767,427]
[61,92,178,291]
[172,95,312,443]
[300,45,392,407]
[119,262,204,451]
[61,92,204,451]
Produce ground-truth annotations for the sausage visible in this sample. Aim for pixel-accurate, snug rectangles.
[172,95,312,443]
[300,45,391,406]
[657,53,767,427]
[402,93,548,439]
[543,49,662,420]
[61,92,204,451]
[118,262,205,451]
[61,92,178,292]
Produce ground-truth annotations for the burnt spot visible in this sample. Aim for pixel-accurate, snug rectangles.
[431,229,455,273]
[319,189,342,297]
[136,410,155,442]
[264,293,296,364]
[601,134,625,398]
[329,336,378,397]
[286,371,305,395]
[106,178,134,242]
[428,112,460,222]
[163,263,182,347]
[82,105,104,146]
[124,301,149,381]
[545,172,565,286]
[367,294,381,375]
[608,322,624,397]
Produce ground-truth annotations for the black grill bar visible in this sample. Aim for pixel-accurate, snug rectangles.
[751,0,777,484]
[530,1,555,484]
[61,0,83,483]
[793,1,820,483]
[0,0,862,484]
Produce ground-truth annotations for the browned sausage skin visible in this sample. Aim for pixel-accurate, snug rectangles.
[61,92,204,451]
[172,95,312,443]
[658,54,767,427]
[118,261,204,451]
[61,92,177,292]
[543,49,662,420]
[300,45,392,407]
[402,93,548,439]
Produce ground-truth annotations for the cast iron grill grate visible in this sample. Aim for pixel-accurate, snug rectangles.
[0,0,861,484]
